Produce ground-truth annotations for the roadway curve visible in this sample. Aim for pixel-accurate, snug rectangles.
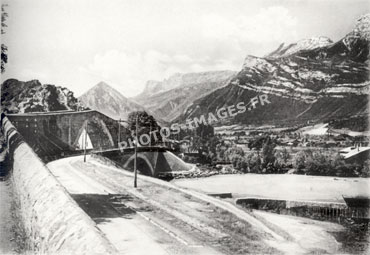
[48,156,222,255]
[47,155,293,254]
[47,155,344,254]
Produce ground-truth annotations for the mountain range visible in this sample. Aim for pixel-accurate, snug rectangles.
[133,71,236,122]
[2,14,369,132]
[175,13,370,131]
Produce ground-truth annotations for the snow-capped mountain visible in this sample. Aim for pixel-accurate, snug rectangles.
[1,79,86,113]
[177,14,370,131]
[133,71,236,122]
[79,82,145,120]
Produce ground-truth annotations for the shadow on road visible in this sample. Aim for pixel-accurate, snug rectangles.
[71,194,137,224]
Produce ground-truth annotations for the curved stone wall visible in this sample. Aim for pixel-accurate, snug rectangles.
[1,115,117,254]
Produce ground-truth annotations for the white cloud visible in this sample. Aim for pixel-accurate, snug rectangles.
[240,6,298,43]
[202,6,298,45]
[5,0,362,98]
[86,49,239,96]
[86,50,180,96]
[82,5,299,97]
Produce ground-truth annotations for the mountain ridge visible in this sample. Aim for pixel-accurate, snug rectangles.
[267,36,334,58]
[175,13,370,131]
[133,70,237,122]
[1,79,86,113]
[134,70,236,100]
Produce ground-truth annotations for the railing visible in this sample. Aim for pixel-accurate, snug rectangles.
[236,198,370,223]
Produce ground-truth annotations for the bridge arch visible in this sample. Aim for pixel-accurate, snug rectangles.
[123,154,155,176]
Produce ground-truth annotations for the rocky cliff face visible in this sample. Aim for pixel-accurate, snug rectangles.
[136,71,236,99]
[267,36,333,58]
[1,79,86,113]
[134,70,236,122]
[79,81,144,120]
[177,14,370,130]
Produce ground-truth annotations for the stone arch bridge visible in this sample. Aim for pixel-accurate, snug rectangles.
[94,147,193,178]
[5,110,192,176]
[6,110,120,161]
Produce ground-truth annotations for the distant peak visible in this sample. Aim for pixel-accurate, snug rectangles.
[351,13,370,40]
[356,13,370,26]
[80,81,127,99]
[95,81,112,88]
[91,81,121,93]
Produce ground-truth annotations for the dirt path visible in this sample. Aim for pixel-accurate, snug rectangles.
[48,156,287,254]
[49,157,220,255]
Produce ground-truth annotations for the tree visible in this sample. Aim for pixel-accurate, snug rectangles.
[281,147,291,164]
[224,146,244,162]
[332,153,349,176]
[291,149,367,177]
[190,136,203,154]
[196,123,214,138]
[1,4,8,73]
[127,111,162,146]
[304,151,325,175]
[293,150,307,171]
[215,142,230,162]
[360,159,370,177]
[248,136,265,150]
[274,147,291,168]
[246,151,262,173]
[184,124,219,158]
[261,137,276,168]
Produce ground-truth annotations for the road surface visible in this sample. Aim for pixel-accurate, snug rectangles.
[46,155,357,254]
[47,156,286,254]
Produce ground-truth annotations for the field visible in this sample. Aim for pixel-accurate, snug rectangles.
[173,174,370,202]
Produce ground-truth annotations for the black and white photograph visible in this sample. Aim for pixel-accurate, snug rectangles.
[0,0,370,254]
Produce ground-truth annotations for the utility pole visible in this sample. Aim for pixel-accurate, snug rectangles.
[118,119,121,147]
[84,121,88,162]
[134,114,138,188]
[149,124,152,147]
[117,118,138,187]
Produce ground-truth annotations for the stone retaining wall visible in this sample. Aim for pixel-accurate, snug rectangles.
[236,197,370,222]
[1,115,117,254]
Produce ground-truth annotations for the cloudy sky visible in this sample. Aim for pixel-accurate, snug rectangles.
[2,0,369,97]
